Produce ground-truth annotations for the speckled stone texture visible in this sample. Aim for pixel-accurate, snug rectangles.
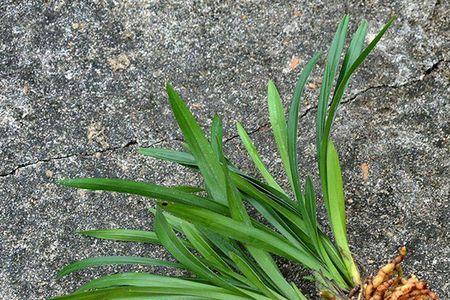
[0,1,448,299]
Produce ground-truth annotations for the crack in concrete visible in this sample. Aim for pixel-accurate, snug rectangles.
[428,0,441,24]
[224,58,447,144]
[2,59,446,178]
[0,139,166,178]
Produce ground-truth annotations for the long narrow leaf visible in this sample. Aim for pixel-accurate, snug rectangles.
[57,256,181,278]
[59,178,227,214]
[180,222,255,288]
[318,17,394,284]
[166,84,227,205]
[138,148,197,166]
[211,114,224,158]
[304,177,350,288]
[161,202,328,276]
[231,173,310,242]
[320,17,395,200]
[155,207,243,294]
[325,140,358,284]
[181,222,232,273]
[76,273,250,300]
[218,141,300,298]
[335,20,368,88]
[79,229,159,244]
[236,122,284,193]
[53,286,215,300]
[287,52,321,202]
[316,15,349,153]
[172,185,205,193]
[267,80,293,187]
[229,252,286,300]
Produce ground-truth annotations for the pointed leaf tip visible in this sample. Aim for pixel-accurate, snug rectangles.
[165,82,174,90]
[58,178,74,187]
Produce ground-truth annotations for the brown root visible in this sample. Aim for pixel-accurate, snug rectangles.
[359,247,439,300]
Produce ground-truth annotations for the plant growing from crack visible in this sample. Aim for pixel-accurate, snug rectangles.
[55,16,439,300]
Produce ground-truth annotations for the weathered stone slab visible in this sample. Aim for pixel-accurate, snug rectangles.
[1,1,448,299]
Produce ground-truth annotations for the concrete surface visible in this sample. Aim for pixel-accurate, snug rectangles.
[0,1,448,299]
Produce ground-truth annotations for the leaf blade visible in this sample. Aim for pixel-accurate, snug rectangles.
[236,122,284,193]
[59,178,228,214]
[155,207,242,294]
[166,84,227,205]
[229,252,285,300]
[287,52,321,202]
[138,147,197,166]
[267,80,293,186]
[74,273,250,300]
[79,229,159,244]
[318,17,394,284]
[316,15,350,153]
[162,202,327,276]
[57,256,182,278]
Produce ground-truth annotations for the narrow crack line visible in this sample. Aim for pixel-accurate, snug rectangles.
[222,83,382,145]
[224,58,447,144]
[3,59,447,177]
[0,138,168,178]
[424,58,444,76]
[223,122,269,144]
[427,0,441,24]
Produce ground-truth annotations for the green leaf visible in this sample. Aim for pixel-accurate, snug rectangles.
[318,17,394,284]
[321,233,349,279]
[181,222,232,272]
[267,80,293,187]
[166,83,227,205]
[155,207,242,294]
[228,252,285,300]
[287,52,321,202]
[180,222,254,288]
[52,286,216,300]
[211,114,224,158]
[246,247,303,300]
[326,142,347,237]
[230,173,309,242]
[79,229,159,244]
[218,150,301,299]
[316,15,349,154]
[219,153,250,225]
[232,170,351,289]
[246,197,306,250]
[320,17,395,199]
[245,178,349,290]
[172,185,205,193]
[335,20,368,88]
[57,256,181,278]
[326,140,358,284]
[236,122,284,193]
[200,229,253,266]
[304,177,350,289]
[139,146,296,214]
[149,207,186,232]
[138,147,197,166]
[303,178,320,251]
[238,173,297,211]
[75,273,251,300]
[161,202,328,276]
[59,178,228,215]
[139,145,290,212]
[291,283,308,300]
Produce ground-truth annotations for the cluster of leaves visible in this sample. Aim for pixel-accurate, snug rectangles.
[56,16,394,300]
